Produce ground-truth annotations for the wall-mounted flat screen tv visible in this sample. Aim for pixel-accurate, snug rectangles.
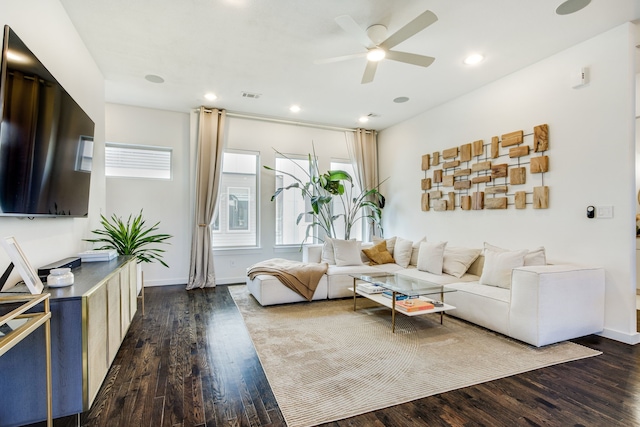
[0,25,94,217]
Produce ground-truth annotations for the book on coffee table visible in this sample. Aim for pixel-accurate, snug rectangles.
[395,299,435,313]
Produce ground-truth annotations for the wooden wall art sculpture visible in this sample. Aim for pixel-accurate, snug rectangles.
[420,124,549,212]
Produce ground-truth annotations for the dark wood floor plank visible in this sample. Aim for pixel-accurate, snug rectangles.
[26,285,640,427]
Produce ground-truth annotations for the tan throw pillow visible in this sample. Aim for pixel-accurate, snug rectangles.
[394,237,413,268]
[362,240,395,265]
[373,236,397,256]
[410,236,427,266]
[417,241,447,275]
[484,242,546,266]
[333,239,363,266]
[442,247,482,278]
[480,247,528,289]
[321,237,335,265]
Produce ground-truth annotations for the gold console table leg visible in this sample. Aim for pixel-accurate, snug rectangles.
[44,297,52,427]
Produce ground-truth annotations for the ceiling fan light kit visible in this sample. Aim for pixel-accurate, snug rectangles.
[325,9,439,84]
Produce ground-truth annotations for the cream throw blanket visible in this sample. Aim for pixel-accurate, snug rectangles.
[247,258,328,301]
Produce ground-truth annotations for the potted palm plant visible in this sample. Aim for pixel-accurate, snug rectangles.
[85,210,172,267]
[265,146,385,242]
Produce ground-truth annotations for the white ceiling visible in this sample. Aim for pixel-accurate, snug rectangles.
[59,0,640,131]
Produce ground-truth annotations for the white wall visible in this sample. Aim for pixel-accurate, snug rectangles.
[0,0,105,282]
[104,104,191,286]
[379,23,638,344]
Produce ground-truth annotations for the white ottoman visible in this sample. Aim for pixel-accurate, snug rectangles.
[246,274,328,306]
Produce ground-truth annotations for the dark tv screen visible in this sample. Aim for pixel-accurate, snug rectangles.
[0,25,94,217]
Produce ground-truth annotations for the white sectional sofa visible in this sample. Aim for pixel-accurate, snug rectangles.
[246,240,605,347]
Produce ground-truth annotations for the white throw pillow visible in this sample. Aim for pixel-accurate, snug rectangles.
[480,247,528,289]
[410,236,427,266]
[321,237,335,265]
[333,239,363,266]
[484,242,546,266]
[393,237,413,268]
[373,236,397,256]
[417,241,447,275]
[442,247,482,278]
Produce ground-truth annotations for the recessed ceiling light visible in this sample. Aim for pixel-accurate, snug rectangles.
[367,48,386,62]
[145,74,165,83]
[204,92,217,101]
[393,96,410,103]
[290,105,301,113]
[463,54,484,65]
[556,0,591,15]
[358,116,369,123]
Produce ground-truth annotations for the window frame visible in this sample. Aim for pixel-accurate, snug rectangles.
[105,141,173,180]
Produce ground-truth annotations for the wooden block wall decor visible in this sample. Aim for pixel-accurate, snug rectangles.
[443,147,459,159]
[471,161,492,172]
[515,191,526,209]
[491,163,508,179]
[534,124,549,152]
[421,154,431,171]
[485,185,508,194]
[434,200,448,211]
[443,175,455,187]
[471,175,492,184]
[421,178,432,190]
[501,130,523,147]
[421,193,430,211]
[443,160,461,169]
[472,192,484,210]
[509,145,530,158]
[447,192,456,211]
[509,167,526,185]
[485,197,508,209]
[533,186,549,209]
[530,156,549,173]
[432,151,440,166]
[454,180,472,190]
[472,140,484,157]
[460,144,472,162]
[433,169,443,183]
[461,195,472,210]
[430,190,443,199]
[454,168,472,177]
[491,136,500,159]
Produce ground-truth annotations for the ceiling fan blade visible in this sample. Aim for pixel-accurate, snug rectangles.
[361,61,378,84]
[380,10,438,50]
[335,15,375,48]
[314,52,367,65]
[386,50,435,67]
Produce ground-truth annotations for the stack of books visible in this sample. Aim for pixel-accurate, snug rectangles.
[395,299,435,313]
[78,249,118,262]
[356,283,385,294]
[381,291,418,301]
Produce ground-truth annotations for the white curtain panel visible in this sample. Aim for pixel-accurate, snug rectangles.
[346,128,379,241]
[187,107,226,289]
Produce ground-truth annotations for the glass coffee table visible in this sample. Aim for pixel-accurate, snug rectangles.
[350,273,457,333]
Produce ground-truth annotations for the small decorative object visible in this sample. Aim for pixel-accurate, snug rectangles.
[0,236,44,294]
[47,268,74,288]
[85,210,172,267]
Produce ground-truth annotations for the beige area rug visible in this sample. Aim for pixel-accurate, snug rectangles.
[229,285,601,427]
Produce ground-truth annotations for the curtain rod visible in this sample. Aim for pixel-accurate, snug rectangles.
[196,108,374,134]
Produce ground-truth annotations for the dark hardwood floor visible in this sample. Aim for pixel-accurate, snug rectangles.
[33,285,640,427]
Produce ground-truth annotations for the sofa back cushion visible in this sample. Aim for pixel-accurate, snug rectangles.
[479,248,528,289]
[442,247,482,278]
[333,239,364,266]
[416,241,447,275]
[362,240,395,265]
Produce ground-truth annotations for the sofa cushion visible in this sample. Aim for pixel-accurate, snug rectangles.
[362,240,395,265]
[326,264,382,276]
[442,247,482,278]
[444,281,511,303]
[321,238,336,265]
[409,236,427,266]
[396,267,479,285]
[417,241,447,275]
[333,239,363,266]
[484,242,546,266]
[373,236,396,256]
[394,237,414,268]
[480,247,527,289]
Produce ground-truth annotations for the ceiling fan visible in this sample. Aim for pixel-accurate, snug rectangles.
[317,10,438,84]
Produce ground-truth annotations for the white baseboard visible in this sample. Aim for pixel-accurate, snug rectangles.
[144,277,187,287]
[598,328,640,345]
[215,277,246,285]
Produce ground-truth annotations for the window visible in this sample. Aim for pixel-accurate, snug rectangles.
[274,156,314,245]
[212,151,258,248]
[331,160,362,242]
[105,142,172,179]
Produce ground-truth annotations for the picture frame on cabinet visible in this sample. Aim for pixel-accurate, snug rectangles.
[0,236,44,294]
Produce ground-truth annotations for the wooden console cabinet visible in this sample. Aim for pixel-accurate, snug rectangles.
[0,256,138,427]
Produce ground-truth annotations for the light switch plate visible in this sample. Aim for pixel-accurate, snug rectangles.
[597,205,613,218]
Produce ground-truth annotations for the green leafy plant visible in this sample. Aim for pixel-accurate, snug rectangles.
[85,211,172,267]
[264,146,385,242]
